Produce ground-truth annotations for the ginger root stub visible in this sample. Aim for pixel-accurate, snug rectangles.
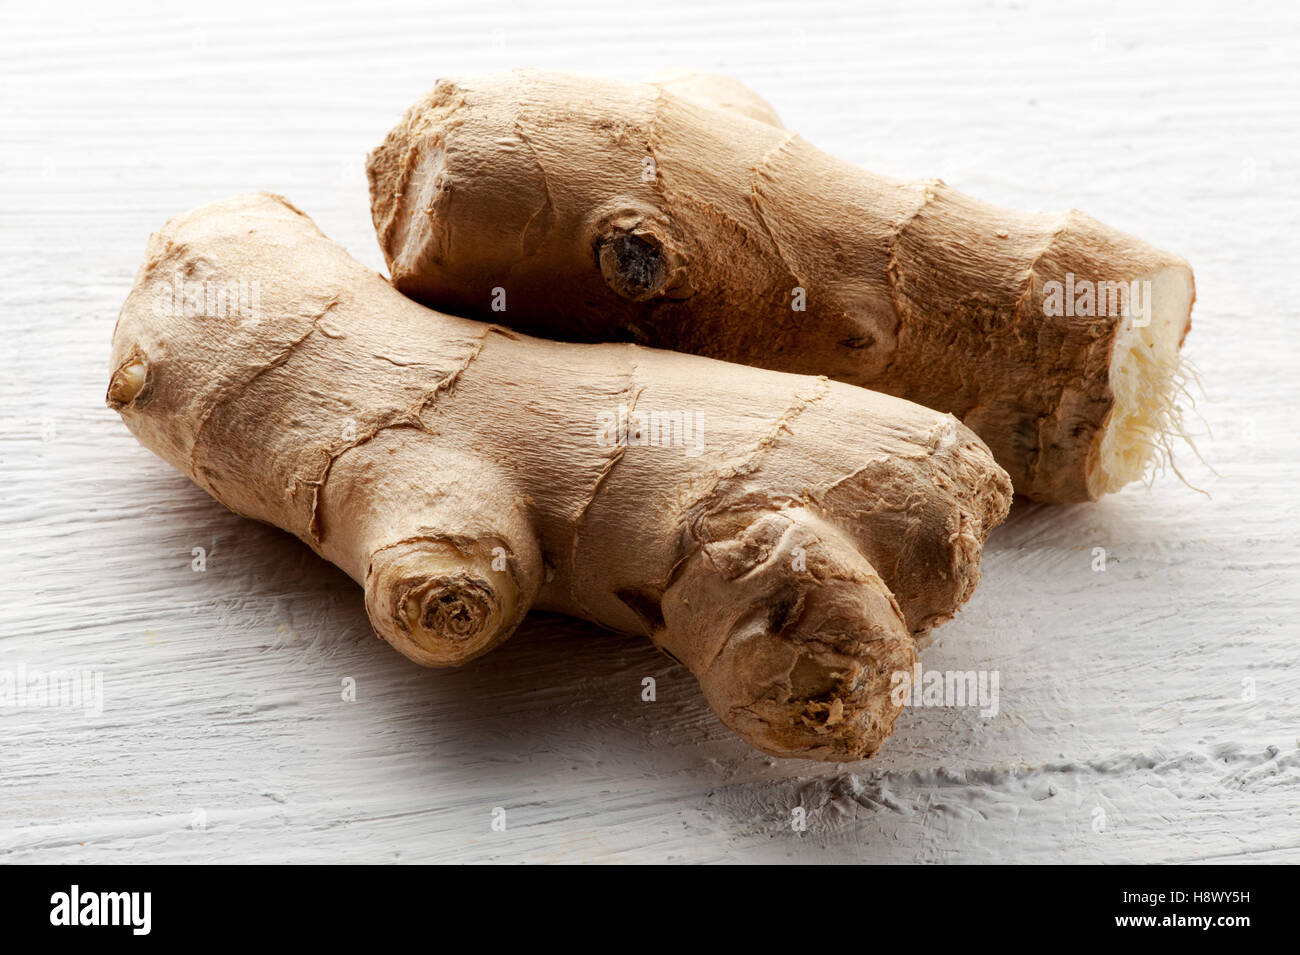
[368,70,1196,504]
[108,193,1011,761]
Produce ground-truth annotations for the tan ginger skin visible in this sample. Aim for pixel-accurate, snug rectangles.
[368,70,1197,504]
[107,193,1011,761]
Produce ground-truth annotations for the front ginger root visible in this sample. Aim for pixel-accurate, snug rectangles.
[367,70,1196,503]
[108,193,1011,761]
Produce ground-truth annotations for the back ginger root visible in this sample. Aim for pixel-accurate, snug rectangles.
[368,70,1196,504]
[107,193,1011,761]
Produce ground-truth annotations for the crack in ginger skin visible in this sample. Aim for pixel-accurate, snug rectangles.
[565,354,642,620]
[367,69,1196,504]
[108,192,1011,761]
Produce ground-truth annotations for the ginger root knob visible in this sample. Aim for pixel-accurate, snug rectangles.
[366,539,520,667]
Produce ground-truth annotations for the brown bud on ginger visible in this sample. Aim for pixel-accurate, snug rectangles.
[107,354,148,407]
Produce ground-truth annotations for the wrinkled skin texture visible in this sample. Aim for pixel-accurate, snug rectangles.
[108,193,1011,760]
[368,70,1195,503]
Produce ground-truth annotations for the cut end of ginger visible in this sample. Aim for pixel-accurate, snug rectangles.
[1087,266,1196,498]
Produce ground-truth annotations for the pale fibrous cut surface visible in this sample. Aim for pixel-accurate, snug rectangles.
[1088,268,1196,496]
[367,70,1196,503]
[108,193,1012,761]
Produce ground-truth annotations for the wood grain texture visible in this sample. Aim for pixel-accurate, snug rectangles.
[1,0,1297,863]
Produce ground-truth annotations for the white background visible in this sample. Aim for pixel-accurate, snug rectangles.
[2,0,1297,863]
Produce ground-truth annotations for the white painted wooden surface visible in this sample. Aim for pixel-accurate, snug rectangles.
[2,0,1297,864]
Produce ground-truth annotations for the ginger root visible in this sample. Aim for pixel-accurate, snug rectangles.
[108,193,1011,761]
[367,70,1196,503]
